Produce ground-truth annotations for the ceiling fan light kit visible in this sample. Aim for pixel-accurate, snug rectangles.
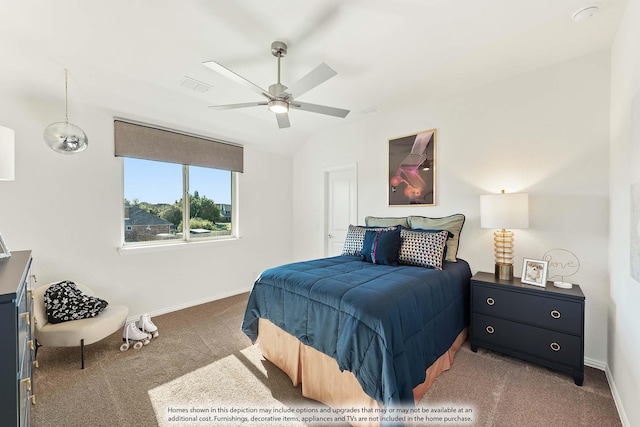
[268,99,289,114]
[203,40,349,129]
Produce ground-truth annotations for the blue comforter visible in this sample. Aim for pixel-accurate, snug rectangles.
[242,255,471,407]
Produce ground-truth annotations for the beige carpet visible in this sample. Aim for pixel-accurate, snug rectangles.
[31,293,621,427]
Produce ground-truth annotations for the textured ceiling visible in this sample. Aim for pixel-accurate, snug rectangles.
[0,0,627,155]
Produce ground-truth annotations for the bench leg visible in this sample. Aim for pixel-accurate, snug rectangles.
[81,338,85,370]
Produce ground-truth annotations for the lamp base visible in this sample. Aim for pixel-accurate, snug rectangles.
[495,263,513,281]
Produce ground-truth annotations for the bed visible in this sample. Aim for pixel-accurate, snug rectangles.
[241,215,470,425]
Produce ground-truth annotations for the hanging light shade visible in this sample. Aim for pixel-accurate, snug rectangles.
[43,69,88,154]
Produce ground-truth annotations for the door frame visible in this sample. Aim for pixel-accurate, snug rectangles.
[323,163,358,257]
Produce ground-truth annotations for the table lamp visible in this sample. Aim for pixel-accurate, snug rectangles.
[480,190,529,280]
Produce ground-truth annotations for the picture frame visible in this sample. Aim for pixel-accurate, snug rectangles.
[388,128,436,206]
[521,258,548,287]
[0,233,10,259]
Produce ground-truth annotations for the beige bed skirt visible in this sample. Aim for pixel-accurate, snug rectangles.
[257,318,467,426]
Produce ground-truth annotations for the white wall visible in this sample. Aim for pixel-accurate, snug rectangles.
[293,52,610,366]
[609,0,640,425]
[0,95,293,318]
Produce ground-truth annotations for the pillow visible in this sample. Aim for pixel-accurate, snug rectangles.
[44,280,109,324]
[398,229,449,270]
[364,216,409,228]
[407,214,465,262]
[342,225,398,256]
[361,227,402,265]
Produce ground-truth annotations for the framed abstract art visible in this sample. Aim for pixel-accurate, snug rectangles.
[388,128,436,206]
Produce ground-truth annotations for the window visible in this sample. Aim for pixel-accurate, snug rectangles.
[115,120,242,246]
[123,158,235,244]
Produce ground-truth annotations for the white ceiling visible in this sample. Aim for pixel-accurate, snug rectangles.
[0,0,627,155]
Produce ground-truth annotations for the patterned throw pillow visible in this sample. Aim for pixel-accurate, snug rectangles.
[361,227,402,265]
[342,224,397,256]
[398,229,449,270]
[45,281,109,324]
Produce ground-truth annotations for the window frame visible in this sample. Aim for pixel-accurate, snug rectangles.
[121,160,238,248]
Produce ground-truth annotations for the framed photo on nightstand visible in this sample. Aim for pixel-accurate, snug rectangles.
[521,258,548,287]
[0,233,10,259]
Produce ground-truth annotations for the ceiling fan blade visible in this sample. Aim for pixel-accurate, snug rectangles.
[209,101,268,110]
[276,113,290,129]
[283,63,337,99]
[202,60,274,100]
[291,101,350,118]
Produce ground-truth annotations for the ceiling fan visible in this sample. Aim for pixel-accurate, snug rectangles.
[202,41,349,129]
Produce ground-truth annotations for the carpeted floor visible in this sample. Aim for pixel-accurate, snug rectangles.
[31,293,621,427]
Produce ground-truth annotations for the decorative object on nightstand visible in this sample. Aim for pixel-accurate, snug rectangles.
[0,234,10,259]
[480,190,529,280]
[469,271,585,385]
[543,248,580,289]
[521,258,548,287]
[0,126,15,181]
[43,69,88,154]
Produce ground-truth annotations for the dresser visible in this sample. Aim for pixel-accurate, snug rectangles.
[469,272,585,385]
[0,251,35,427]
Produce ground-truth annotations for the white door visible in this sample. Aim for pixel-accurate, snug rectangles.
[324,164,358,256]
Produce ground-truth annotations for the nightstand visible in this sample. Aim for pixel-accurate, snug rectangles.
[470,271,585,385]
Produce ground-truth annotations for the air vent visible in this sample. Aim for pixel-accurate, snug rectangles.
[179,76,212,93]
[357,105,381,115]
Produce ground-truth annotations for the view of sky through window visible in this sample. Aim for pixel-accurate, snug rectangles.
[124,158,231,205]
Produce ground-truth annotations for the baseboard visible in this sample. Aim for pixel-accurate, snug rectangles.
[584,358,631,426]
[584,357,606,371]
[605,364,632,427]
[125,286,253,323]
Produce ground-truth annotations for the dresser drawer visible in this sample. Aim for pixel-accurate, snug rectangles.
[472,313,581,368]
[472,284,582,335]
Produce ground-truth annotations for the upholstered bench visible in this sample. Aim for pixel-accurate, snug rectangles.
[31,282,129,369]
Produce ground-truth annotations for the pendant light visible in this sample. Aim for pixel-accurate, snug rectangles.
[43,69,88,154]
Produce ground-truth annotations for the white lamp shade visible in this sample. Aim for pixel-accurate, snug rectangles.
[480,192,529,229]
[0,126,15,181]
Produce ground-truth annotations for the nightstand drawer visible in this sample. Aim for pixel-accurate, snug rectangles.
[472,284,582,335]
[472,313,581,368]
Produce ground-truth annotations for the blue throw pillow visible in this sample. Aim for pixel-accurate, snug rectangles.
[342,224,398,256]
[361,227,402,266]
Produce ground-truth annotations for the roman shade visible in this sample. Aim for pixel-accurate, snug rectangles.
[114,120,243,172]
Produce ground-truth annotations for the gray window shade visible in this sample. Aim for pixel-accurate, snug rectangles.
[114,120,243,172]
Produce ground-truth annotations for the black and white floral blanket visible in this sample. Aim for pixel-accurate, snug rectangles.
[44,280,109,324]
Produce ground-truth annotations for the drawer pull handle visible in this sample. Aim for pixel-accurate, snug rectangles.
[21,312,30,326]
[486,297,495,306]
[486,325,495,334]
[30,394,36,405]
[21,378,32,392]
[550,310,561,319]
[550,342,561,352]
